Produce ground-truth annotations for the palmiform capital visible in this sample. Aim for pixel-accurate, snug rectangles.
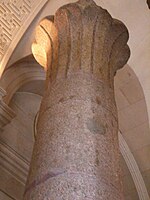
[32,0,130,85]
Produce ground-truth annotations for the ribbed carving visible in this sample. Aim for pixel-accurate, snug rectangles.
[32,0,130,86]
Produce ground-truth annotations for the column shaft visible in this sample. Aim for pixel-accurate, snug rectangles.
[24,72,123,199]
[24,0,130,199]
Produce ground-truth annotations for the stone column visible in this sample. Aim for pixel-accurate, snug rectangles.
[24,0,130,199]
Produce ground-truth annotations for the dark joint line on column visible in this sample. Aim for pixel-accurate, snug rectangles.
[63,8,72,78]
[80,9,83,70]
[24,170,66,196]
[91,14,99,73]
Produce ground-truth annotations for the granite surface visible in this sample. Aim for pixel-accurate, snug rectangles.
[24,0,130,199]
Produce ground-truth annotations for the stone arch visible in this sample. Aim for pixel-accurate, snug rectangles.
[115,64,150,199]
[0,55,45,104]
[119,132,150,200]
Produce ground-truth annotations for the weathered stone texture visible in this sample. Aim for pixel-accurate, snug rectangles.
[24,0,130,199]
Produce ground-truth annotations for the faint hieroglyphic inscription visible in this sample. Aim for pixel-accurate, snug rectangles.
[0,0,36,61]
